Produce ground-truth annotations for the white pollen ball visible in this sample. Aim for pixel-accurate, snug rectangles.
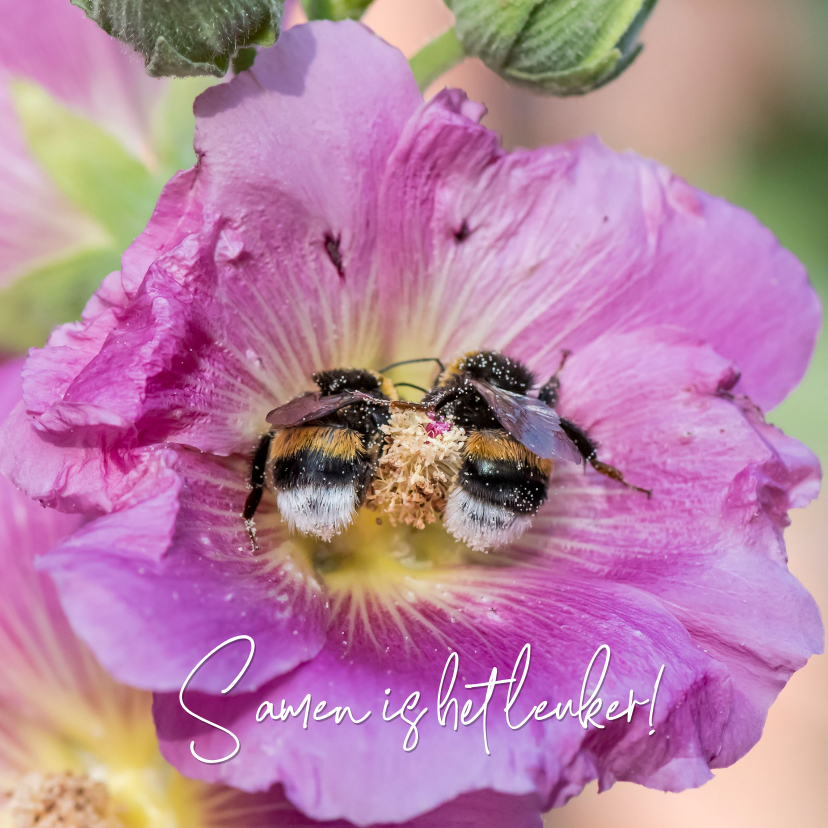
[366,410,466,530]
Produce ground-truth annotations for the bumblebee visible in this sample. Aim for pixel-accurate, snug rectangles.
[424,350,649,551]
[249,352,648,550]
[244,368,396,542]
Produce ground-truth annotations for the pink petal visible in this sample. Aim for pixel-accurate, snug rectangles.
[39,446,328,694]
[378,91,820,411]
[155,573,732,823]
[28,21,423,461]
[531,326,823,767]
[206,785,541,828]
[0,360,85,725]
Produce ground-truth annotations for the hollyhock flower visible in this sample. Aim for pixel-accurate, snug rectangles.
[0,18,822,827]
[0,359,540,828]
[0,0,209,351]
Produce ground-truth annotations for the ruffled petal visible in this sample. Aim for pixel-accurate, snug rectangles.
[21,21,422,463]
[40,446,328,694]
[528,326,823,767]
[155,571,732,824]
[377,91,820,411]
[211,785,541,828]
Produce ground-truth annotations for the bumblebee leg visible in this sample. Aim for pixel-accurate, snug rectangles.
[243,432,274,550]
[538,350,571,409]
[560,418,651,498]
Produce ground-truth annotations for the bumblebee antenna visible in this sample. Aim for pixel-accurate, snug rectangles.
[380,357,445,373]
[393,382,428,394]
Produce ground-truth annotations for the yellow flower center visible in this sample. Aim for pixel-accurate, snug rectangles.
[1,686,211,828]
[4,772,119,828]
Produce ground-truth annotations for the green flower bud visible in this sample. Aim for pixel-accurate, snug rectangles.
[70,0,284,78]
[302,0,373,21]
[447,0,659,95]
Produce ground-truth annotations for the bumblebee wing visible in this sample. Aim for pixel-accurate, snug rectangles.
[468,378,582,464]
[266,391,365,428]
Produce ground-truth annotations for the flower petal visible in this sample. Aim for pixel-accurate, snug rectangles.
[529,325,823,765]
[26,21,422,460]
[154,572,732,824]
[208,785,542,828]
[0,359,87,747]
[39,446,328,693]
[378,91,820,410]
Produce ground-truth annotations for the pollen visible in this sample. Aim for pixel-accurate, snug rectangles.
[366,410,466,530]
[4,772,121,828]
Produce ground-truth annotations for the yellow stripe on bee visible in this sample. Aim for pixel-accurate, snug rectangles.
[270,426,364,461]
[436,351,481,387]
[465,429,552,475]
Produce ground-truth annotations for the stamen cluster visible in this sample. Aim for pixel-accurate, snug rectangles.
[366,410,466,529]
[3,772,120,828]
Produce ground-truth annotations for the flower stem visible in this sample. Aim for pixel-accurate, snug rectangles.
[409,27,465,92]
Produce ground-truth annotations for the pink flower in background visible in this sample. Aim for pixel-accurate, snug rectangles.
[0,0,208,350]
[0,19,822,828]
[0,358,540,828]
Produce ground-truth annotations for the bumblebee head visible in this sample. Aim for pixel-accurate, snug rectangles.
[312,368,397,400]
[439,350,535,394]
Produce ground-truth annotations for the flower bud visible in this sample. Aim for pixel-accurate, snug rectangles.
[447,0,659,95]
[70,0,284,77]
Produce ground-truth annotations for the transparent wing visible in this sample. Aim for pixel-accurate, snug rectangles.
[468,378,582,464]
[265,391,376,428]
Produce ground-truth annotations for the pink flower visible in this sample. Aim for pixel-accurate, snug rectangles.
[0,0,206,349]
[0,20,822,827]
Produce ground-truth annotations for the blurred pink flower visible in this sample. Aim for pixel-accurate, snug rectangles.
[0,0,163,284]
[0,0,213,351]
[0,19,822,827]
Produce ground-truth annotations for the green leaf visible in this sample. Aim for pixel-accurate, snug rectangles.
[11,80,159,247]
[72,0,285,78]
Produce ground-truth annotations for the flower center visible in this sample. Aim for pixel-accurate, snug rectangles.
[4,772,120,828]
[365,409,466,530]
[252,403,532,643]
[1,689,212,828]
[277,409,487,591]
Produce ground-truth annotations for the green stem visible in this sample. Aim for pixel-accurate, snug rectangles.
[409,27,466,92]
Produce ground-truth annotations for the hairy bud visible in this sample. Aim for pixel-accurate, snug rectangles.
[70,0,284,77]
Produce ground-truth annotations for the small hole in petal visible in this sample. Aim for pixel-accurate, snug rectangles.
[454,221,471,243]
[325,234,344,278]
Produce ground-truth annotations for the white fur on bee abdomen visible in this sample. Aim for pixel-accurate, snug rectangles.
[443,487,532,552]
[276,484,360,541]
